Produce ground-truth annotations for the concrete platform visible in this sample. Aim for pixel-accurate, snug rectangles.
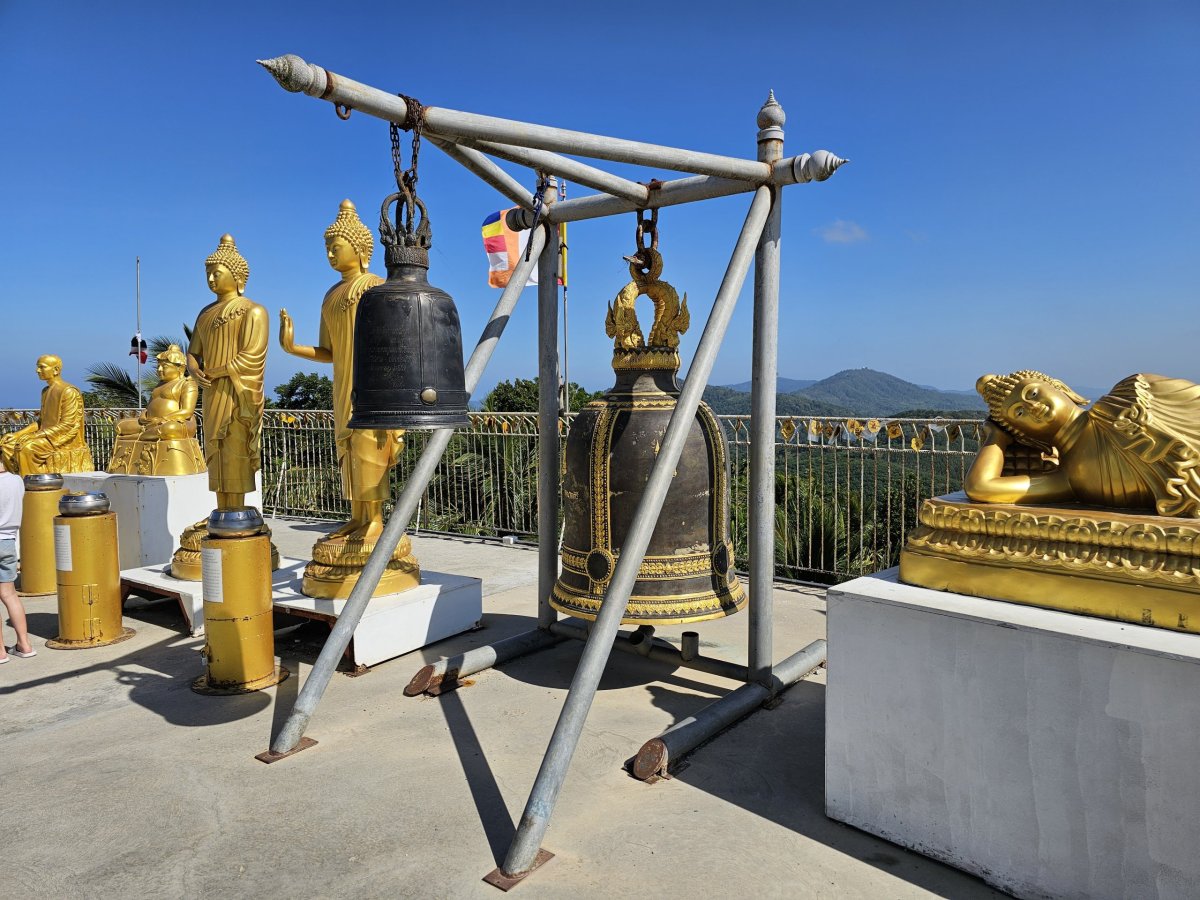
[2,520,1001,899]
[826,569,1200,900]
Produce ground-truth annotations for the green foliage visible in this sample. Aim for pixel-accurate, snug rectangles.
[482,377,599,413]
[84,362,144,407]
[703,385,852,417]
[272,372,334,410]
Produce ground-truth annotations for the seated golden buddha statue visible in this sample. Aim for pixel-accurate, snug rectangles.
[0,355,94,475]
[108,344,206,476]
[901,370,1200,634]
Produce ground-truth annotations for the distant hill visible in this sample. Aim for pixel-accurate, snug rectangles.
[708,368,989,417]
[788,368,987,416]
[703,385,850,417]
[723,377,818,394]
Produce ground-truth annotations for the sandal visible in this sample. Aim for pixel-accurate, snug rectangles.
[8,646,36,658]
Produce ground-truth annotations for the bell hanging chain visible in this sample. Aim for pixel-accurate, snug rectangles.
[629,208,659,273]
[390,92,426,233]
[524,171,551,261]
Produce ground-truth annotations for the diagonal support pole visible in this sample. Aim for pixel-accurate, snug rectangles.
[265,227,547,758]
[486,186,772,887]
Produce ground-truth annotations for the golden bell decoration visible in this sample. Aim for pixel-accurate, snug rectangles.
[551,246,745,625]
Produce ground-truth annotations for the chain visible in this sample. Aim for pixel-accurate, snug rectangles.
[389,93,426,232]
[524,171,551,261]
[635,208,659,253]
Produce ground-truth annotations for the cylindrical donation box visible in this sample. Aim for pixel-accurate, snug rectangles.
[193,508,288,695]
[19,473,66,595]
[48,492,134,649]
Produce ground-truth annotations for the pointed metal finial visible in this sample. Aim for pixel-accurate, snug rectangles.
[256,54,315,93]
[757,90,786,129]
[797,150,849,183]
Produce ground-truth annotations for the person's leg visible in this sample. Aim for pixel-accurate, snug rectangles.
[0,582,32,654]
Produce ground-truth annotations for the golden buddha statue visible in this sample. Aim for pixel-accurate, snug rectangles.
[900,369,1200,635]
[0,355,94,475]
[108,344,205,476]
[279,199,418,598]
[966,370,1200,517]
[170,235,277,580]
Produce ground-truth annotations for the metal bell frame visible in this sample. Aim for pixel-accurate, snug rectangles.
[258,53,847,889]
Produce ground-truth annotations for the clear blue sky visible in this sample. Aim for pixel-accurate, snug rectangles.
[2,1,1196,408]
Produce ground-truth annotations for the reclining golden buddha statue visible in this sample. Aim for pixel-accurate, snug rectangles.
[108,344,206,476]
[900,370,1200,633]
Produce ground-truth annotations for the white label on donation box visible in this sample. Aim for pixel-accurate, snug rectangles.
[201,547,224,604]
[54,524,73,572]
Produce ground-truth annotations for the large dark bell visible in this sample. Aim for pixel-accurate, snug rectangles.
[552,366,746,625]
[349,191,470,430]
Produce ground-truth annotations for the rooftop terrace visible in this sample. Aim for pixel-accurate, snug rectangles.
[5,519,1001,898]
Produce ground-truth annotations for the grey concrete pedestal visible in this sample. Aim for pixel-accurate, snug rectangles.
[825,568,1200,900]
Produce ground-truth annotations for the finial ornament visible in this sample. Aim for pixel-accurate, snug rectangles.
[757,90,786,129]
[325,199,375,264]
[796,150,849,183]
[256,54,314,93]
[205,234,250,288]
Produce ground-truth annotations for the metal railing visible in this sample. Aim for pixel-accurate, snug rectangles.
[1,407,982,583]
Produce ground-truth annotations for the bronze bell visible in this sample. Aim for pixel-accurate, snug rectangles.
[552,247,746,625]
[349,190,469,430]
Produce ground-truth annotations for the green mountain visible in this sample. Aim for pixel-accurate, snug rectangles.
[791,368,987,416]
[703,385,850,417]
[706,368,988,417]
[724,377,818,393]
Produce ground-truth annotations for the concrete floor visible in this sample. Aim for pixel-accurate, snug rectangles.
[3,519,1003,899]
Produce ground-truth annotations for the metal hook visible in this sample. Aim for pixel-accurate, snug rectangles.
[335,103,352,120]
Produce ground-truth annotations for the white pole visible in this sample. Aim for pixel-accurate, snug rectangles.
[136,257,144,411]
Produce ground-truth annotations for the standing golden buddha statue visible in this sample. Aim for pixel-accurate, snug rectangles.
[170,235,278,580]
[108,344,206,475]
[0,355,94,475]
[279,199,419,598]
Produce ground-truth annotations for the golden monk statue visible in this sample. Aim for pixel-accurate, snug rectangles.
[279,199,418,598]
[966,370,1200,517]
[0,355,94,475]
[108,344,205,476]
[901,369,1200,635]
[170,235,277,580]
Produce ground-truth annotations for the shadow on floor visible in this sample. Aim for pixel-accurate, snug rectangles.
[664,680,1004,899]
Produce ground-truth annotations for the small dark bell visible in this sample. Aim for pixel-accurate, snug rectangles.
[349,191,469,430]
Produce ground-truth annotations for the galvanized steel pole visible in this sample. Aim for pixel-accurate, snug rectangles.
[258,54,775,180]
[493,187,772,882]
[266,228,547,757]
[429,137,535,211]
[463,138,650,205]
[749,93,784,685]
[536,183,561,630]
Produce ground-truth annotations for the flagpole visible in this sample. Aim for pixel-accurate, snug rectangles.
[136,256,144,411]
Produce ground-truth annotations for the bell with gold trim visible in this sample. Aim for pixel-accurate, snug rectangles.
[552,237,745,625]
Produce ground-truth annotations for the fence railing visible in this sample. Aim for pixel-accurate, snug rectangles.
[1,407,983,584]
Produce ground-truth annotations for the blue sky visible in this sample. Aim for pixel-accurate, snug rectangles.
[1,1,1197,408]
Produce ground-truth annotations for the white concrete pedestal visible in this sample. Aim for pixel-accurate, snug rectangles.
[272,562,483,670]
[63,472,260,569]
[825,568,1200,900]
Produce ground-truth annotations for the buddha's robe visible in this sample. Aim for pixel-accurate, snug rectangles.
[189,296,268,493]
[2,380,94,475]
[1060,374,1200,517]
[319,272,402,502]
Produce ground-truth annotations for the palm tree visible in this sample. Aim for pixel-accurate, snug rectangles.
[84,327,191,408]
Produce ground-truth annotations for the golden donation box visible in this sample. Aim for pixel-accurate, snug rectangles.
[20,473,66,595]
[48,492,134,649]
[194,508,288,694]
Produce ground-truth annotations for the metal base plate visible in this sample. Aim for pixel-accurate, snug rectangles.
[191,666,290,695]
[254,736,318,764]
[46,627,136,650]
[482,849,554,891]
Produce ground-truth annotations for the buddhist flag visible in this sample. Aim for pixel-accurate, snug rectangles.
[482,209,537,288]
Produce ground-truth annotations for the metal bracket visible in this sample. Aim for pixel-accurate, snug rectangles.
[255,736,318,764]
[482,849,555,891]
